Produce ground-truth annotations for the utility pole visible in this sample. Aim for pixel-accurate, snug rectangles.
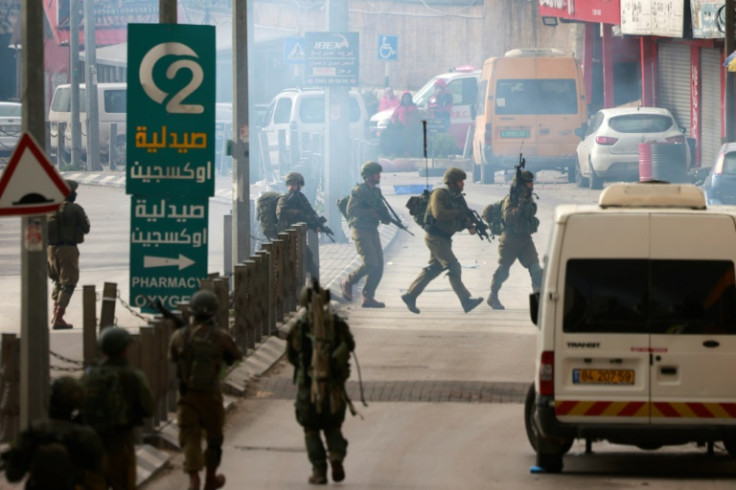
[231,0,251,263]
[70,0,81,168]
[726,0,736,142]
[20,0,49,427]
[325,0,350,242]
[84,0,99,171]
[160,0,177,23]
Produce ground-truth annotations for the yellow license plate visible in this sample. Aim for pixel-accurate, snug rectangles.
[573,368,634,385]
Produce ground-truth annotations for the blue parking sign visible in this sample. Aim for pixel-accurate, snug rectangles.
[377,35,398,61]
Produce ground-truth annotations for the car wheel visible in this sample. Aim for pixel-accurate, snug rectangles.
[535,452,564,473]
[575,162,588,188]
[566,163,576,183]
[524,383,573,454]
[589,161,603,190]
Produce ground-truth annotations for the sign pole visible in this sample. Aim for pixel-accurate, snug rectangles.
[726,0,736,142]
[20,0,49,427]
[84,0,99,171]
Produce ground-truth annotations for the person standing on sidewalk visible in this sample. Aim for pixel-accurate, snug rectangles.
[169,289,243,490]
[342,161,391,308]
[487,169,542,310]
[47,179,90,329]
[401,168,483,314]
[80,326,155,490]
[287,280,356,484]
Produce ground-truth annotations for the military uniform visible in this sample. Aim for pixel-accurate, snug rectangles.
[286,283,356,484]
[343,162,390,307]
[277,183,321,278]
[402,176,482,313]
[488,171,543,310]
[47,179,90,329]
[81,328,155,490]
[168,290,243,490]
[4,377,105,490]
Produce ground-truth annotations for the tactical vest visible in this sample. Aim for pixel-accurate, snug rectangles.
[48,202,85,245]
[180,326,221,392]
[80,366,130,435]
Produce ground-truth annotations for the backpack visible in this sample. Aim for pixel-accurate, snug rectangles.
[482,198,506,236]
[181,326,221,392]
[406,189,432,227]
[257,191,283,240]
[29,441,75,490]
[337,195,350,222]
[80,366,130,435]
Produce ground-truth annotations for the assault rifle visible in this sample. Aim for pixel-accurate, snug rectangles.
[455,193,492,243]
[148,297,187,329]
[381,195,415,236]
[286,191,336,242]
[510,152,526,206]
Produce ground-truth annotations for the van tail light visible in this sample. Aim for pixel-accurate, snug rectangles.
[539,351,554,396]
[484,123,492,145]
[666,135,685,144]
[595,136,618,145]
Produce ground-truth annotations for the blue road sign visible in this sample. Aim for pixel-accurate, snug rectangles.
[305,32,359,87]
[284,37,306,65]
[377,35,398,61]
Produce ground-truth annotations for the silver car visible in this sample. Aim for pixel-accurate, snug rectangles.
[0,101,21,156]
[576,107,690,189]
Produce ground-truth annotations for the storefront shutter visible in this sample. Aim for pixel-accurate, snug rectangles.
[657,43,691,134]
[700,48,722,169]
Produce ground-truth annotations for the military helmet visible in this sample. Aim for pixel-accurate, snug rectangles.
[443,167,467,184]
[64,179,79,192]
[513,170,535,184]
[98,326,132,357]
[189,289,219,319]
[285,171,305,186]
[49,376,84,415]
[360,161,383,178]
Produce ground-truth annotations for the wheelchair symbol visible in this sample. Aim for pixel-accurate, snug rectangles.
[378,36,397,61]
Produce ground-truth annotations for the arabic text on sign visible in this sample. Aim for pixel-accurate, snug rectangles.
[131,227,208,248]
[130,161,212,184]
[133,199,206,222]
[135,126,208,153]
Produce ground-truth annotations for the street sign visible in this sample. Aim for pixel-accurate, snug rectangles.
[129,195,208,312]
[305,32,359,87]
[377,35,398,61]
[0,133,69,216]
[284,36,306,65]
[126,23,216,197]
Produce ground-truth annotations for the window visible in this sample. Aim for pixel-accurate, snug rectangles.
[495,79,577,115]
[0,104,20,117]
[51,87,71,112]
[299,96,324,124]
[273,98,292,124]
[446,77,478,106]
[104,90,126,113]
[564,259,736,335]
[608,114,674,133]
[721,152,736,175]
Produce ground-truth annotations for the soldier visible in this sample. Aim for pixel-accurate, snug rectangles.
[169,289,243,490]
[342,161,391,308]
[4,376,105,490]
[47,179,90,329]
[80,326,156,490]
[487,169,542,310]
[277,171,331,278]
[401,167,484,314]
[287,280,356,485]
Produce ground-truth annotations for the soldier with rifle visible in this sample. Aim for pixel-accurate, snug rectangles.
[278,171,334,279]
[401,167,484,314]
[487,154,543,310]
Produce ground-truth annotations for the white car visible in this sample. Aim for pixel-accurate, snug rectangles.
[0,101,22,156]
[576,107,690,189]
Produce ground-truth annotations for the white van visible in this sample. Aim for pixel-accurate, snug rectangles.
[260,88,368,168]
[527,183,736,472]
[48,82,127,168]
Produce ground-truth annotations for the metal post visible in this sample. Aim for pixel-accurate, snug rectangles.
[159,0,177,23]
[82,285,97,367]
[232,0,252,265]
[70,0,81,169]
[726,0,736,142]
[20,0,48,428]
[84,0,99,171]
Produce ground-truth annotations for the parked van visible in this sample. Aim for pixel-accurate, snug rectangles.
[473,48,587,183]
[526,182,736,472]
[260,88,368,170]
[48,82,127,168]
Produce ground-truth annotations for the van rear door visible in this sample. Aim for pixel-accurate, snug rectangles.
[553,214,652,425]
[648,214,736,425]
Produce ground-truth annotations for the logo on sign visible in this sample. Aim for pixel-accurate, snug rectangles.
[313,34,351,50]
[139,42,205,114]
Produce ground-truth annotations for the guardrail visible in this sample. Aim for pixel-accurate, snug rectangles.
[0,223,309,442]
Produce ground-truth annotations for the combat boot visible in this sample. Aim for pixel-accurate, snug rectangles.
[203,470,225,490]
[341,278,353,301]
[461,297,483,313]
[401,293,420,314]
[486,291,505,310]
[330,459,345,482]
[52,305,73,330]
[308,464,327,485]
[187,471,201,490]
[362,297,385,308]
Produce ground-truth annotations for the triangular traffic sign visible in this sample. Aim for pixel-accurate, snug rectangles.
[287,40,305,61]
[0,132,70,217]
